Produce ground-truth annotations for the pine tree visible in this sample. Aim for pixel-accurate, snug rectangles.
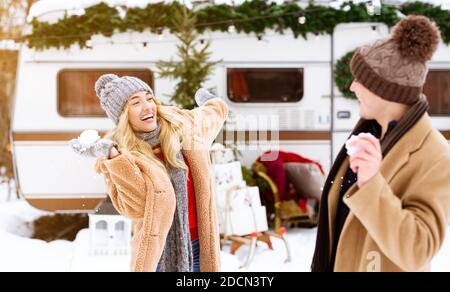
[157,6,219,110]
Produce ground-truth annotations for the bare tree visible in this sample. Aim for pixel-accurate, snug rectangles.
[0,0,36,199]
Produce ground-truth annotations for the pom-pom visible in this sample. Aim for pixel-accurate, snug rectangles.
[392,15,441,62]
[95,74,118,97]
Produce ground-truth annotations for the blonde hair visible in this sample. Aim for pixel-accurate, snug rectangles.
[97,97,187,173]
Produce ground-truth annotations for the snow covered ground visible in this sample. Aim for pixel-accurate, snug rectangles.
[1,183,450,272]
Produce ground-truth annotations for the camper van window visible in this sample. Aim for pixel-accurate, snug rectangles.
[423,70,450,117]
[227,68,304,103]
[57,69,153,117]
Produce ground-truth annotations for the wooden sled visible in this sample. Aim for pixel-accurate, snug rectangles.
[221,227,292,269]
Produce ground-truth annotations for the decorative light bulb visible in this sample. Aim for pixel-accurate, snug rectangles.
[298,16,306,25]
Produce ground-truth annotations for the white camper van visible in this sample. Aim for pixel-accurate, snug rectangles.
[11,1,450,212]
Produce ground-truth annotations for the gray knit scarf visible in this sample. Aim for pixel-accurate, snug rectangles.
[138,122,193,272]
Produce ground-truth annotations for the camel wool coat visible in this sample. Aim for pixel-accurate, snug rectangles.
[329,114,450,272]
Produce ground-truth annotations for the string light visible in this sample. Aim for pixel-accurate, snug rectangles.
[117,6,127,19]
[157,27,165,40]
[7,0,446,47]
[18,26,379,49]
[66,9,85,17]
[298,15,306,25]
[39,31,291,47]
[16,4,348,44]
[366,0,382,17]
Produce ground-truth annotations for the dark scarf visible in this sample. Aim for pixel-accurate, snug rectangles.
[311,96,429,272]
[138,122,193,272]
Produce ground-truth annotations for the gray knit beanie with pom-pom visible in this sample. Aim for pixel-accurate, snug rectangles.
[95,74,154,124]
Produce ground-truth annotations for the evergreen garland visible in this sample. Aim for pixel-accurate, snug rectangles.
[122,1,183,34]
[28,3,123,50]
[24,1,450,51]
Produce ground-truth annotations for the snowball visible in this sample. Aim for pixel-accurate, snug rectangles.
[345,132,378,157]
[358,132,376,139]
[345,135,363,157]
[78,130,100,147]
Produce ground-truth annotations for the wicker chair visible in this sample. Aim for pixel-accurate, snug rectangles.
[252,161,314,233]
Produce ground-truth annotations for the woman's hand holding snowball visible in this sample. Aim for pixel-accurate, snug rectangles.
[69,130,118,159]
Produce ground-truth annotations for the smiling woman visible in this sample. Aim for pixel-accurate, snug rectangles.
[99,76,188,170]
[69,74,229,272]
[127,92,158,133]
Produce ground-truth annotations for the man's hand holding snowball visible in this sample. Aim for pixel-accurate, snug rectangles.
[347,133,383,188]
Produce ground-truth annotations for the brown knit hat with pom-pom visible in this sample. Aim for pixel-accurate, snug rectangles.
[350,15,441,105]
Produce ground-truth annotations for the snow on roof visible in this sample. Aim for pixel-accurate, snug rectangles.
[27,0,450,23]
[331,0,450,9]
[27,0,165,22]
[27,0,293,23]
